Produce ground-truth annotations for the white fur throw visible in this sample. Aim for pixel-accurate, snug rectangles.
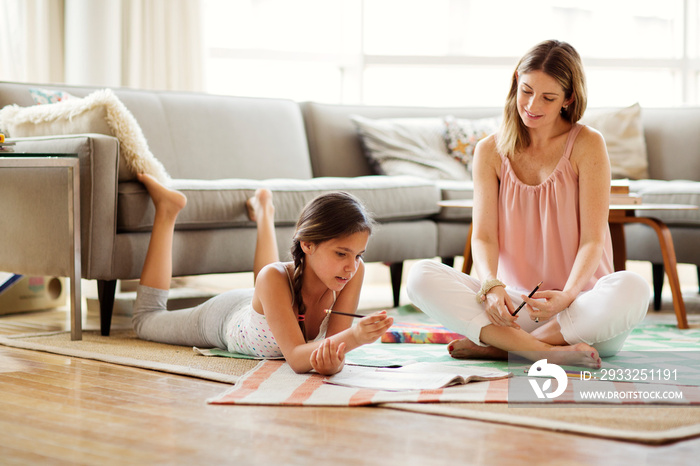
[0,88,170,183]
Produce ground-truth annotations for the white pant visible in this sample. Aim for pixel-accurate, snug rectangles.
[406,260,651,357]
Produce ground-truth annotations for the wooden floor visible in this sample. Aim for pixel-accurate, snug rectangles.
[1,264,700,465]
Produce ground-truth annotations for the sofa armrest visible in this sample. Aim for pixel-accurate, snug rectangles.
[9,134,120,279]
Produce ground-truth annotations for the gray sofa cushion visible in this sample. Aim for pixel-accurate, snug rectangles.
[118,175,440,232]
[629,179,700,225]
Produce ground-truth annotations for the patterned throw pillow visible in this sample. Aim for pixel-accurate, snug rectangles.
[443,115,500,175]
[29,88,75,105]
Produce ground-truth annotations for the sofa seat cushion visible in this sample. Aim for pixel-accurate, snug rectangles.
[629,179,700,225]
[118,175,440,232]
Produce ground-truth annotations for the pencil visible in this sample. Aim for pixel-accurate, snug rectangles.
[521,369,598,380]
[325,309,366,318]
[512,281,543,316]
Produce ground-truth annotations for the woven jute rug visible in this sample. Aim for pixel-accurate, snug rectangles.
[382,403,700,444]
[0,328,259,384]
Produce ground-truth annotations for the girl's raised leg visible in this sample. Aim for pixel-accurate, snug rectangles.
[137,173,187,290]
[246,188,278,282]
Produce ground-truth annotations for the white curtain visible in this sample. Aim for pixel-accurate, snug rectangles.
[121,0,203,91]
[0,0,65,83]
[0,0,202,91]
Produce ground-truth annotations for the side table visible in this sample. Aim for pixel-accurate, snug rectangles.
[438,199,697,330]
[0,153,82,340]
[608,204,697,330]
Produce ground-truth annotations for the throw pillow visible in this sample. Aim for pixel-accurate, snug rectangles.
[350,115,470,181]
[580,103,649,179]
[29,88,75,105]
[443,115,501,176]
[0,88,170,183]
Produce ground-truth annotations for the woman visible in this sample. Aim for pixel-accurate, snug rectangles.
[132,173,393,375]
[407,40,649,367]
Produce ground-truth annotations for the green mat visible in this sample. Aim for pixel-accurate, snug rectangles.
[621,321,700,351]
[196,305,700,378]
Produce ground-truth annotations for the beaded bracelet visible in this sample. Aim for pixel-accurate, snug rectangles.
[475,278,505,304]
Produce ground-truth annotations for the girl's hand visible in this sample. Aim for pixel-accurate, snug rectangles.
[523,290,573,323]
[352,310,394,346]
[482,286,520,329]
[310,339,346,375]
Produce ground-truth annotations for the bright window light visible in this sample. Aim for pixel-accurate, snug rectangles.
[202,0,700,107]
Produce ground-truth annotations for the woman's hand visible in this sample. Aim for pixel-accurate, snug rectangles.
[352,310,394,346]
[310,338,346,375]
[482,286,520,329]
[522,290,574,323]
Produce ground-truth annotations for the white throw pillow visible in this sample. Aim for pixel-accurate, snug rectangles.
[0,88,170,183]
[350,115,470,181]
[581,103,649,180]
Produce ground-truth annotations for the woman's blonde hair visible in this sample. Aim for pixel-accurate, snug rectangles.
[290,192,374,340]
[497,40,587,158]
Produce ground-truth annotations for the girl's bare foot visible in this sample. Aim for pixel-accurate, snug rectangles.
[448,338,507,360]
[246,188,274,222]
[137,173,187,216]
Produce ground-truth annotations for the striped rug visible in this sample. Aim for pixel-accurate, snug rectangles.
[208,360,510,406]
[208,359,700,407]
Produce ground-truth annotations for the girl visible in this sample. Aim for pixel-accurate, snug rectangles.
[133,173,393,375]
[407,40,650,367]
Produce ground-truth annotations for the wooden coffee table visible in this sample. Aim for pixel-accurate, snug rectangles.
[438,199,698,329]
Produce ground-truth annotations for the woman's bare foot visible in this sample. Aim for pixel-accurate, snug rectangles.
[246,188,274,222]
[539,343,601,369]
[448,338,508,360]
[137,173,187,216]
[449,338,601,369]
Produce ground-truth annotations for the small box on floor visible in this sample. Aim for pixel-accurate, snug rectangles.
[381,321,465,344]
[0,273,67,315]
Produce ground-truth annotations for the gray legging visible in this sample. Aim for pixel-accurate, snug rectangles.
[132,284,254,349]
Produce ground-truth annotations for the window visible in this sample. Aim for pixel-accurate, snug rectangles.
[202,0,700,107]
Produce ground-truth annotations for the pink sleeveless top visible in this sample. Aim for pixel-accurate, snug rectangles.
[497,124,613,292]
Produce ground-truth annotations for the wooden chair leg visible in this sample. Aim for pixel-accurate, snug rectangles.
[98,279,117,336]
[631,217,688,329]
[461,224,473,274]
[389,262,403,308]
[652,263,664,311]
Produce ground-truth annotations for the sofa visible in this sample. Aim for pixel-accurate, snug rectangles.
[0,81,698,336]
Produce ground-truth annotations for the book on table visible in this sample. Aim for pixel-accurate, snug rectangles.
[609,179,642,204]
[610,179,631,195]
[609,193,642,205]
[324,362,512,391]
